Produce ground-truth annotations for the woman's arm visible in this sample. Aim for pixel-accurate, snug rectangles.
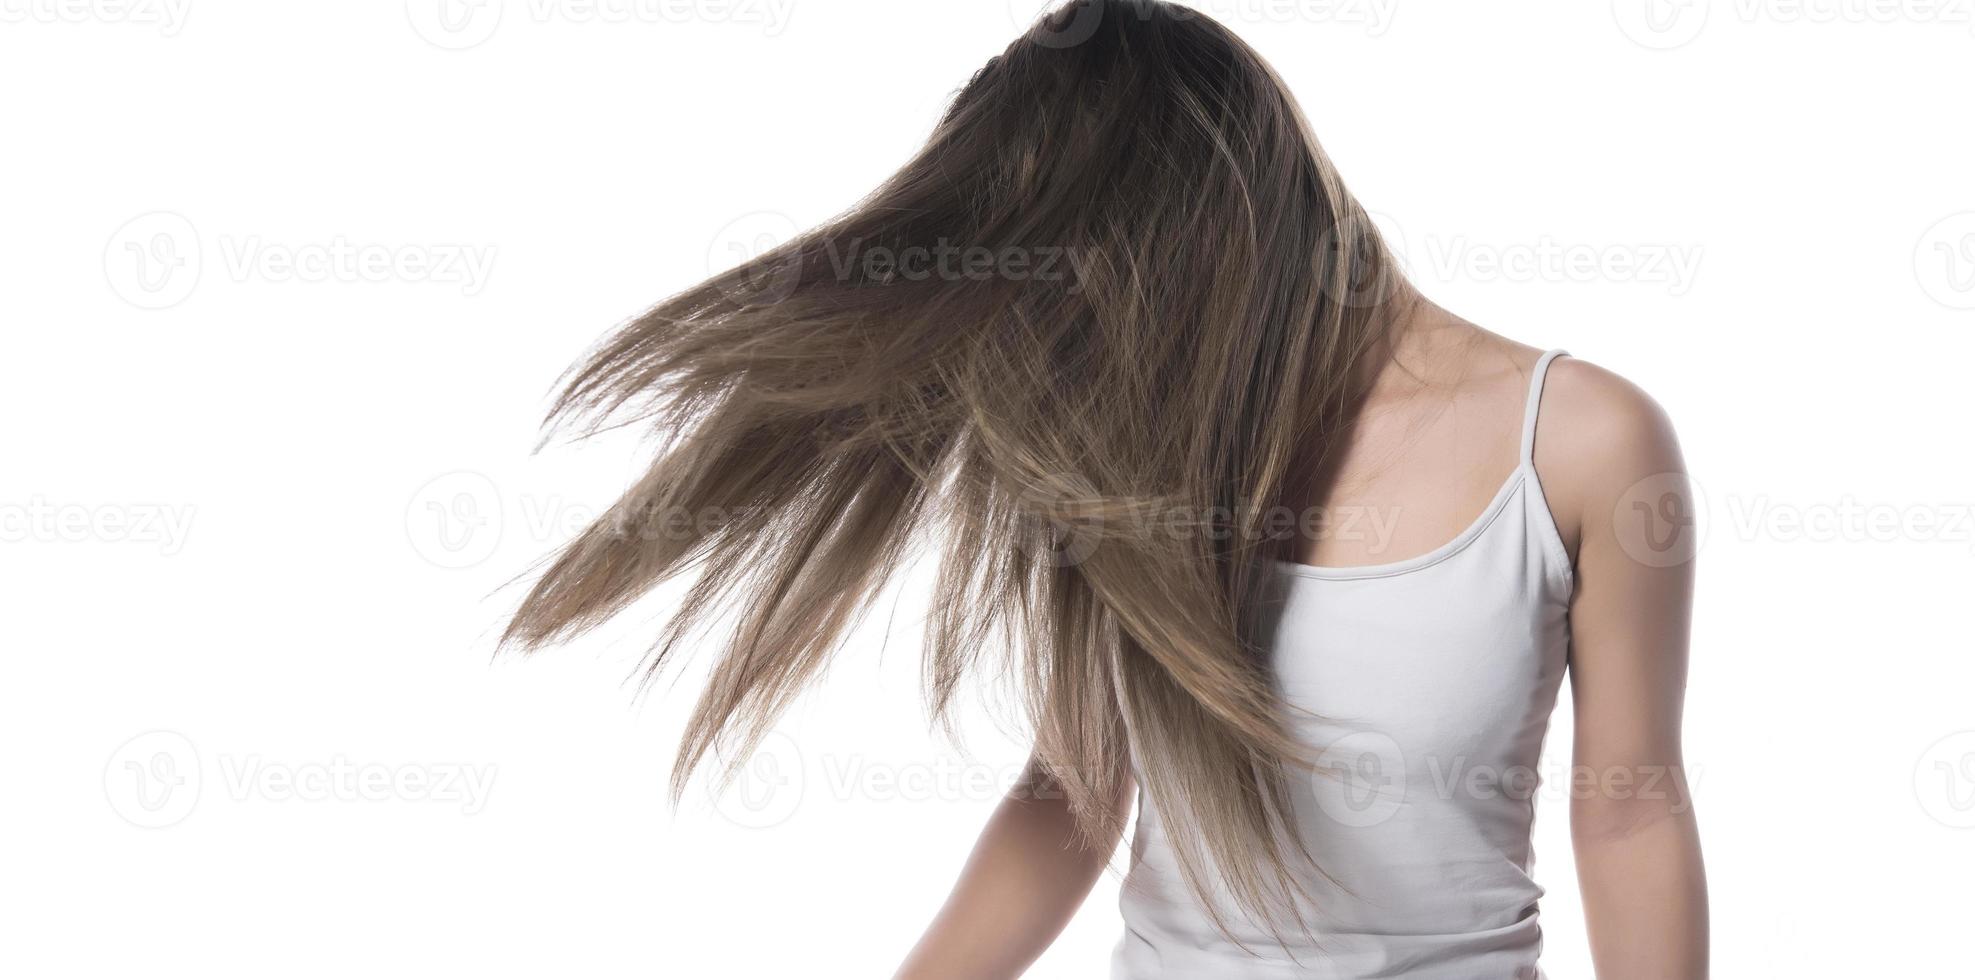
[1541,360,1709,979]
[893,757,1131,980]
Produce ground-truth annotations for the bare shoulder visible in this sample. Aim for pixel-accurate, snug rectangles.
[1531,356,1686,556]
[1539,357,1679,457]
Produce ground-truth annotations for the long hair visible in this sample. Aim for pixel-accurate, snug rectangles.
[503,0,1398,935]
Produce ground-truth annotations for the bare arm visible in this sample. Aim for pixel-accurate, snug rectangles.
[1540,360,1709,979]
[893,757,1132,980]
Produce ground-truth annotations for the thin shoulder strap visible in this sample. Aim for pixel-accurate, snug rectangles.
[1519,349,1570,465]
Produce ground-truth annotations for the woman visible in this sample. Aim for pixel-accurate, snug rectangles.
[505,1,1708,976]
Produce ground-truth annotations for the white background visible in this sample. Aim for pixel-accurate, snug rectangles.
[4,0,1974,977]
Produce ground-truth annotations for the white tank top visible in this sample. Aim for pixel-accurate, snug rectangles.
[1112,351,1574,980]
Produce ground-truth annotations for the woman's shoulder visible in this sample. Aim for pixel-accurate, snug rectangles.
[1538,354,1680,470]
[1529,350,1686,560]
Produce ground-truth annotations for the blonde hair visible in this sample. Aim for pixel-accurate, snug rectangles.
[504,0,1397,937]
